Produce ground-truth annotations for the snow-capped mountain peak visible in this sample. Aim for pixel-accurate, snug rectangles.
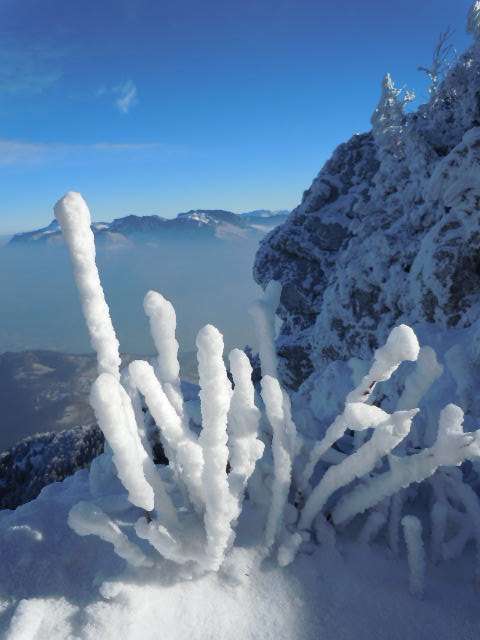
[8,208,290,247]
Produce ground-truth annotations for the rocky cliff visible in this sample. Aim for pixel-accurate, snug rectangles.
[254,30,480,426]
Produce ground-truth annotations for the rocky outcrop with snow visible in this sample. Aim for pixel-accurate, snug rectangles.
[254,37,480,415]
[0,424,104,510]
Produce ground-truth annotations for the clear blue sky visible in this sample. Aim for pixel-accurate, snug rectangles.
[0,0,473,233]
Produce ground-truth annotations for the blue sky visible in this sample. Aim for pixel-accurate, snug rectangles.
[0,0,473,233]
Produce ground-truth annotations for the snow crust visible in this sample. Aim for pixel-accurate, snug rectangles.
[1,472,479,639]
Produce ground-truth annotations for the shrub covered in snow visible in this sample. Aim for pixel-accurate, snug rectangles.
[55,191,480,598]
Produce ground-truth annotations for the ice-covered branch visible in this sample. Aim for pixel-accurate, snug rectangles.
[397,346,443,411]
[430,501,448,565]
[358,500,389,545]
[388,491,405,555]
[402,516,426,597]
[332,405,480,525]
[69,501,153,568]
[143,290,184,416]
[347,325,420,403]
[90,373,156,512]
[261,375,295,553]
[445,471,480,580]
[301,326,419,491]
[299,406,417,532]
[249,281,282,378]
[135,517,187,565]
[197,324,236,570]
[417,29,456,96]
[54,192,121,379]
[128,359,204,510]
[227,349,264,510]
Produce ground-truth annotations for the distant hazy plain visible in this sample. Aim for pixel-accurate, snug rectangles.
[0,238,261,358]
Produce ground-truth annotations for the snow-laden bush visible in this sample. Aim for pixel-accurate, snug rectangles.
[56,192,269,573]
[57,191,480,593]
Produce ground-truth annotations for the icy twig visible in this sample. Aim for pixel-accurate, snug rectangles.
[301,325,419,490]
[333,405,480,525]
[69,501,153,568]
[54,192,121,379]
[402,515,426,597]
[197,325,236,570]
[144,290,184,417]
[128,359,204,511]
[228,349,265,513]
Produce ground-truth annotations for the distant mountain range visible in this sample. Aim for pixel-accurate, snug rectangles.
[8,209,290,247]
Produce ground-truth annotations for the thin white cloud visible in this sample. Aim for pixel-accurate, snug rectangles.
[0,42,63,94]
[115,80,138,114]
[0,139,172,166]
[94,80,139,114]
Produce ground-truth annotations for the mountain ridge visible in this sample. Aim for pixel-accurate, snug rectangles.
[8,208,290,246]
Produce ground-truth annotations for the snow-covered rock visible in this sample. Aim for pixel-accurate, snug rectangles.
[0,468,478,639]
[0,425,103,510]
[254,37,480,412]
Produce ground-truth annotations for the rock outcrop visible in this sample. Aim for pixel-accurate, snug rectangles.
[254,36,480,424]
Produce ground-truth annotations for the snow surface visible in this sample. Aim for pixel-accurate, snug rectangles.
[0,469,478,639]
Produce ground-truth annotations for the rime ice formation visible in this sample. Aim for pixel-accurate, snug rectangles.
[56,191,275,574]
[402,516,426,597]
[227,349,264,508]
[54,192,121,380]
[89,373,156,512]
[197,324,236,570]
[143,291,184,416]
[68,501,153,568]
[261,375,296,552]
[331,405,480,526]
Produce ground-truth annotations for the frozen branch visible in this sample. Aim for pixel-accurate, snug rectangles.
[299,406,417,532]
[90,373,156,512]
[128,359,204,511]
[69,501,153,568]
[250,281,282,378]
[332,405,480,525]
[197,324,236,570]
[402,515,426,598]
[54,192,121,379]
[301,325,419,491]
[227,349,264,511]
[261,375,295,553]
[143,290,184,417]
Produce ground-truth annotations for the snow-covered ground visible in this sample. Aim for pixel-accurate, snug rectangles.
[0,470,477,640]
